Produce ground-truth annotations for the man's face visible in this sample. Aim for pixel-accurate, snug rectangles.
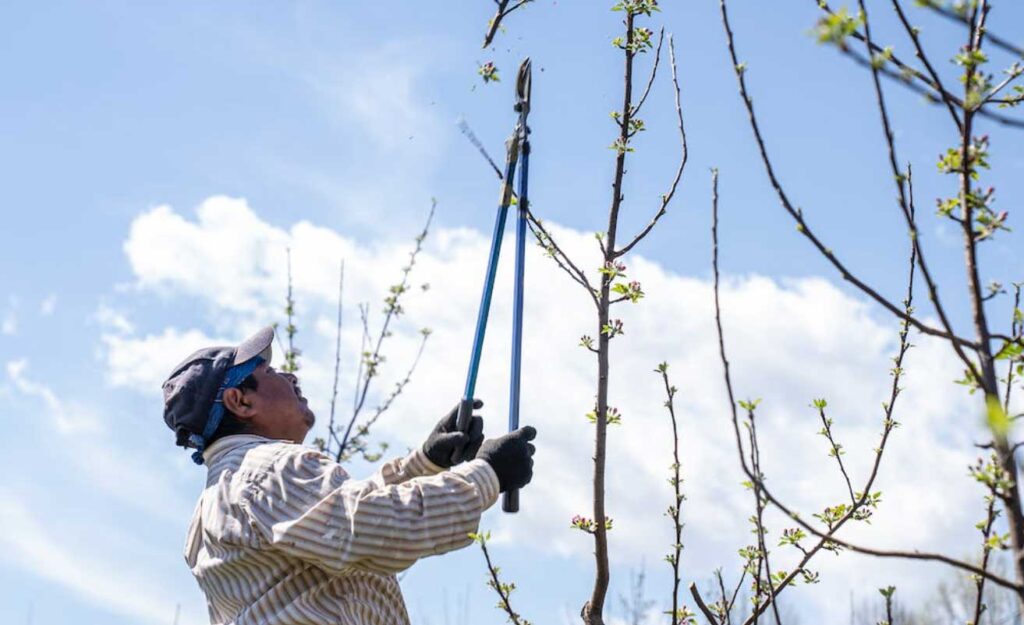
[243,362,316,443]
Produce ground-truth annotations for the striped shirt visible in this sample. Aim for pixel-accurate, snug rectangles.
[184,434,500,624]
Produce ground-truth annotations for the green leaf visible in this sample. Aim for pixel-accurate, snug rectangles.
[986,395,1010,438]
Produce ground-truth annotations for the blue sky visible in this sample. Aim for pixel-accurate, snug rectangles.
[2,1,1023,624]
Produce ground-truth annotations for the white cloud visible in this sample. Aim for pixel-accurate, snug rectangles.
[6,359,99,433]
[101,326,223,393]
[40,293,57,316]
[110,198,1006,620]
[5,357,195,522]
[94,303,134,334]
[2,295,17,335]
[0,491,205,625]
[304,41,444,156]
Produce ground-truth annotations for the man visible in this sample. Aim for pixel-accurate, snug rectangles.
[162,326,537,624]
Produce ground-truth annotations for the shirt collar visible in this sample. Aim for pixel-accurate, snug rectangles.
[202,433,276,466]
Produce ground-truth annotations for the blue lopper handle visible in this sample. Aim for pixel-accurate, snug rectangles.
[453,147,520,460]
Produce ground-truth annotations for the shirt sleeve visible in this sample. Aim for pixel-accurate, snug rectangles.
[241,445,499,576]
[368,447,445,487]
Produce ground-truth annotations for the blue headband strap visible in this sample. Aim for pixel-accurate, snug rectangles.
[191,356,264,465]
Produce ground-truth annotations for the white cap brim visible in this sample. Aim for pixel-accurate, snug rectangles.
[233,326,274,366]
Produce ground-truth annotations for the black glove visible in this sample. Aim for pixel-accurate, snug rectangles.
[422,399,485,468]
[475,426,537,492]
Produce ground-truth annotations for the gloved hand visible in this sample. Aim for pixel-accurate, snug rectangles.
[475,426,537,493]
[422,399,485,468]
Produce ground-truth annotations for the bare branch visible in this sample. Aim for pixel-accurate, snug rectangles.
[707,89,1022,607]
[745,406,783,625]
[725,569,748,625]
[327,260,345,454]
[337,201,436,460]
[632,28,665,117]
[719,0,980,352]
[715,570,732,625]
[1003,285,1022,415]
[920,0,1023,58]
[474,532,532,625]
[985,67,1024,104]
[827,35,1024,129]
[816,403,856,504]
[816,1,1024,130]
[712,166,1020,592]
[658,362,685,624]
[458,118,505,181]
[972,493,999,625]
[339,331,429,463]
[856,0,984,384]
[890,0,965,131]
[527,212,599,307]
[615,34,688,259]
[690,583,721,625]
[482,0,533,49]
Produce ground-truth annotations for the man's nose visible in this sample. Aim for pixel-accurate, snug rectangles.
[282,372,298,384]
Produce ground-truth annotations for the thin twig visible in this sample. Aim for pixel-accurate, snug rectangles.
[746,406,782,625]
[338,201,437,459]
[458,118,505,181]
[719,0,979,352]
[615,34,688,259]
[690,583,720,625]
[482,0,532,48]
[726,570,747,624]
[972,493,999,625]
[353,303,370,414]
[327,260,346,455]
[707,58,1020,607]
[985,68,1024,105]
[476,533,532,625]
[283,248,300,374]
[658,363,685,624]
[859,0,985,383]
[817,0,1024,130]
[715,570,733,625]
[814,0,1024,130]
[890,0,965,132]
[920,1,1023,58]
[527,212,599,306]
[633,28,665,117]
[1003,285,1022,415]
[339,332,430,463]
[816,403,857,506]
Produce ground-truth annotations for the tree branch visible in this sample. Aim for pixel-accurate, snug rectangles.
[327,260,346,454]
[972,493,999,625]
[337,201,436,460]
[658,362,685,625]
[474,532,532,625]
[1003,285,1022,415]
[632,28,665,117]
[527,212,599,307]
[719,0,980,352]
[615,34,688,259]
[816,403,856,504]
[920,0,1023,58]
[890,0,965,132]
[817,0,1024,129]
[690,583,721,625]
[338,331,430,463]
[856,0,984,386]
[482,0,533,49]
[712,156,1020,592]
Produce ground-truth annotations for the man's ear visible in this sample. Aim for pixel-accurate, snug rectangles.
[223,387,256,421]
